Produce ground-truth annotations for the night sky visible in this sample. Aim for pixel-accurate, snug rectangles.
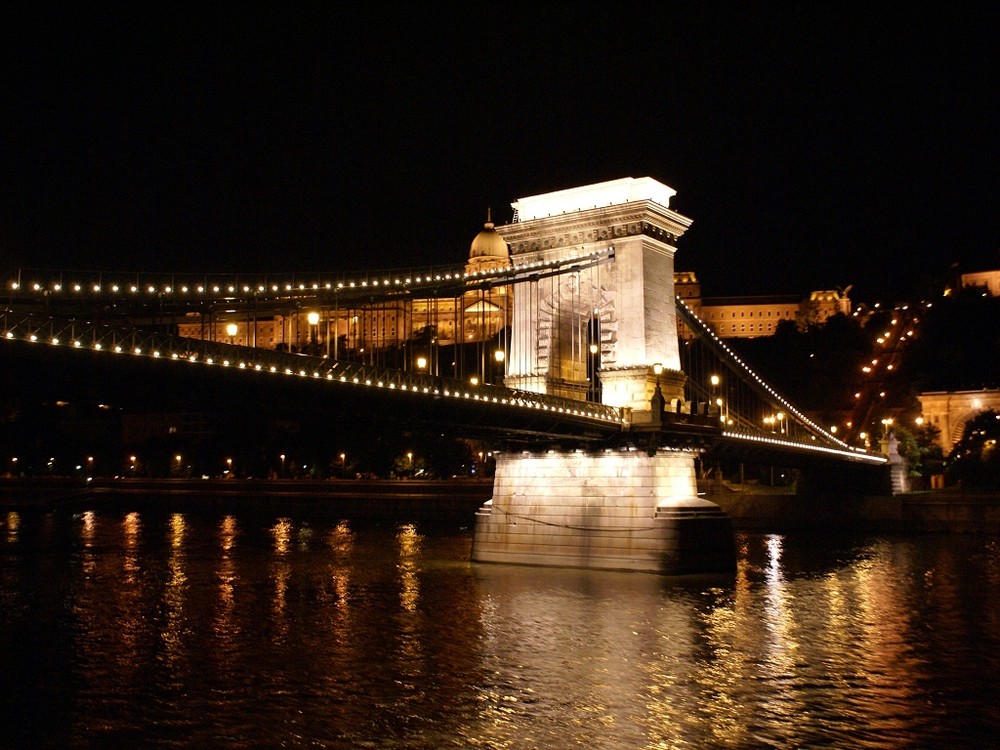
[2,4,998,302]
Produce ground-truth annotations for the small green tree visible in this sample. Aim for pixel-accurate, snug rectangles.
[893,422,944,482]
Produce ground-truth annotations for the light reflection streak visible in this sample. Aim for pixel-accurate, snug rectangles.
[162,514,188,667]
[395,524,425,689]
[122,511,141,583]
[115,511,144,680]
[849,542,925,732]
[327,521,355,613]
[214,515,239,645]
[79,510,96,578]
[5,510,19,543]
[397,523,421,613]
[271,518,294,642]
[760,534,806,729]
[271,517,292,556]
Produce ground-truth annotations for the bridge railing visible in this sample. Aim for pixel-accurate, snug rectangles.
[2,248,613,307]
[1,311,627,429]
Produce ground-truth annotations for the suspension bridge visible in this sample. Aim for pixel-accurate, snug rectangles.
[2,177,889,573]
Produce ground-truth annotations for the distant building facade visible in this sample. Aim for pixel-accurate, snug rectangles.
[919,388,1000,453]
[674,272,851,339]
[176,218,513,371]
[176,231,854,357]
[956,269,1000,297]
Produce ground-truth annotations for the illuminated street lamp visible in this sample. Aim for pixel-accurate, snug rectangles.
[416,356,427,371]
[307,311,320,351]
[226,323,238,344]
[710,375,724,421]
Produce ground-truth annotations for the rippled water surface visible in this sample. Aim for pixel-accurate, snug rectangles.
[2,505,1000,749]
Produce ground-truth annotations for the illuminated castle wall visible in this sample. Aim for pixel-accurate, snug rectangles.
[674,273,852,339]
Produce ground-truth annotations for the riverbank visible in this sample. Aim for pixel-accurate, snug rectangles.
[2,477,998,533]
[705,483,1000,534]
[0,477,493,523]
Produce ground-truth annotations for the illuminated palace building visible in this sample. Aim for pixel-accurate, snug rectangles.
[176,217,514,378]
[675,272,852,338]
[176,222,852,372]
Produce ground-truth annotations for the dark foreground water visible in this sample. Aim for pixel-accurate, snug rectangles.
[2,505,1000,749]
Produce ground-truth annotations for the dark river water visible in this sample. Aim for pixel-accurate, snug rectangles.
[2,504,999,749]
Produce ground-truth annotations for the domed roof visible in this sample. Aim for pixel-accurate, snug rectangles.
[469,211,509,261]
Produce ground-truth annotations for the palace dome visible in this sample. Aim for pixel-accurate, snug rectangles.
[469,215,509,261]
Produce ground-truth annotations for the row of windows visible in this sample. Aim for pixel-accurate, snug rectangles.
[704,309,794,320]
[715,322,778,334]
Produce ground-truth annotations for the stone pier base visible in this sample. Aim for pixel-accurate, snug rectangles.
[472,450,735,574]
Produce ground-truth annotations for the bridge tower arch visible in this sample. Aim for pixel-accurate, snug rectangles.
[500,177,691,411]
[473,178,735,574]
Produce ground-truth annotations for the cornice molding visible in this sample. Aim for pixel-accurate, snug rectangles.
[497,200,692,256]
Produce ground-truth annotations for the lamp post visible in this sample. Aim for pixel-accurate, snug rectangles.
[710,374,724,422]
[226,323,238,345]
[307,311,320,354]
[651,363,665,420]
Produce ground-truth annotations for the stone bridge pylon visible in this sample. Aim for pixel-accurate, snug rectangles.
[472,177,736,574]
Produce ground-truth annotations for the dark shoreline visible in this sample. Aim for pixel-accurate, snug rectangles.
[2,478,998,533]
[0,477,493,524]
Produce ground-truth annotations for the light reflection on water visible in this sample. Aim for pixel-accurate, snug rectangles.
[1,508,1000,749]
